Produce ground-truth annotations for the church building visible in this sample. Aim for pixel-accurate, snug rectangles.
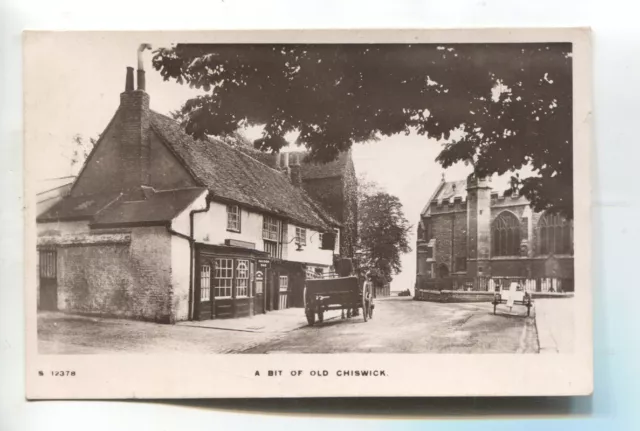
[416,174,574,294]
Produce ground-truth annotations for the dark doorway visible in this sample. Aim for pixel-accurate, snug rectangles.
[438,264,450,278]
[39,249,58,311]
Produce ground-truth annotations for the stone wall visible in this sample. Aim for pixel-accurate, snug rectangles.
[54,226,176,323]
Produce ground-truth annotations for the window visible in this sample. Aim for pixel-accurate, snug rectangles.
[264,240,279,259]
[492,212,521,257]
[279,275,289,292]
[318,232,323,248]
[200,265,211,301]
[214,258,233,298]
[295,227,307,246]
[226,205,241,232]
[39,250,57,279]
[263,216,279,241]
[455,257,467,272]
[236,260,249,297]
[538,213,572,255]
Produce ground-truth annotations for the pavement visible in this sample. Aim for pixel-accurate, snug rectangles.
[177,307,341,333]
[533,297,575,354]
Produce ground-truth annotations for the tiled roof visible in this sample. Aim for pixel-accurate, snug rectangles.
[149,111,340,230]
[92,188,207,227]
[37,192,121,222]
[434,180,468,202]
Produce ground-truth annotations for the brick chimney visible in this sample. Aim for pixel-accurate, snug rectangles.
[289,163,303,187]
[118,44,152,200]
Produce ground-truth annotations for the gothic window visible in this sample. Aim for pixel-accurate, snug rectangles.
[492,212,521,257]
[538,213,572,255]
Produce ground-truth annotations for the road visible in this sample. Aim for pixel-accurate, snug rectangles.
[240,297,538,354]
[38,297,538,354]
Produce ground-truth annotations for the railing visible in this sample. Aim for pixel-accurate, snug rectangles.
[416,276,574,294]
[375,284,390,298]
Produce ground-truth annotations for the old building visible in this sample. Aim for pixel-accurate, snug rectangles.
[36,64,344,323]
[232,149,358,261]
[416,174,574,293]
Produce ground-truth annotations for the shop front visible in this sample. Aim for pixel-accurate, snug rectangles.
[194,243,269,320]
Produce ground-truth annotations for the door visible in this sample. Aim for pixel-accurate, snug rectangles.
[39,249,58,311]
[254,265,265,314]
[195,259,213,320]
[278,275,289,310]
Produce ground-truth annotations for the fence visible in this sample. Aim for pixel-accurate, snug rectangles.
[416,276,574,295]
[375,284,390,298]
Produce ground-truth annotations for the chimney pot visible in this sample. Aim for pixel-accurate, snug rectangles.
[137,69,146,91]
[125,67,134,92]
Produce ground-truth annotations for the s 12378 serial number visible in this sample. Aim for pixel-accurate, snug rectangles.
[39,371,76,377]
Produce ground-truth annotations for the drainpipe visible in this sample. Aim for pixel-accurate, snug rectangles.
[187,193,212,320]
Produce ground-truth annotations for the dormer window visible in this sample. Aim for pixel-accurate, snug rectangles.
[226,205,241,232]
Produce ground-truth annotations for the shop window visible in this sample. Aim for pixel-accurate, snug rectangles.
[236,260,249,297]
[538,213,572,255]
[226,205,241,232]
[200,265,211,301]
[492,211,521,257]
[214,258,233,298]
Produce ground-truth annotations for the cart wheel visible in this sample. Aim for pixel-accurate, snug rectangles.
[304,287,315,326]
[306,310,315,326]
[317,310,324,323]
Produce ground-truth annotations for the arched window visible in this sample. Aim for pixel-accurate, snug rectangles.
[492,212,521,257]
[538,213,572,255]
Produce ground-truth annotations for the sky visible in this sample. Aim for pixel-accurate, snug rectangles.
[27,34,522,293]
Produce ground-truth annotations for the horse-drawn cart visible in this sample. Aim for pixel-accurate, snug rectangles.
[303,276,374,326]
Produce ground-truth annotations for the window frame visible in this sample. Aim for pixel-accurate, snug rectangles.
[235,259,249,298]
[226,205,241,232]
[537,213,572,256]
[263,216,279,241]
[200,264,211,302]
[213,258,234,298]
[279,275,289,292]
[295,226,307,246]
[492,211,521,257]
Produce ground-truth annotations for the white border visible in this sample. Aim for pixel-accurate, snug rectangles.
[23,28,592,399]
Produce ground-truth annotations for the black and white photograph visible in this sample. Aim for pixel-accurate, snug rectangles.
[24,29,592,398]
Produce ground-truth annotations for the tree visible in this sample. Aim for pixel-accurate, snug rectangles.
[152,43,573,218]
[70,134,98,174]
[357,183,412,286]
